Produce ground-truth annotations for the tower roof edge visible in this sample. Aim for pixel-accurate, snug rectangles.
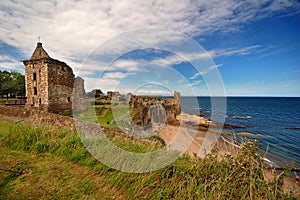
[30,42,51,60]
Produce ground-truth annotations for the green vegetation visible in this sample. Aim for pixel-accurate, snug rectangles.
[0,120,296,199]
[76,104,135,128]
[0,149,124,199]
[0,70,25,98]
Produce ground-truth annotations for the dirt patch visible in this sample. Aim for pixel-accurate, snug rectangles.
[99,107,109,117]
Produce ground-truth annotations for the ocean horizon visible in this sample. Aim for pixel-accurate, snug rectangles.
[180,96,300,168]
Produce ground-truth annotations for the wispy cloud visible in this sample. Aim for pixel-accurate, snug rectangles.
[0,55,23,72]
[190,64,223,79]
[1,0,299,95]
[102,72,129,79]
[0,0,298,60]
[135,89,171,95]
[208,45,274,58]
[189,80,203,87]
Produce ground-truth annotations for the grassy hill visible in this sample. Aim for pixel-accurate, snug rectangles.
[0,120,297,199]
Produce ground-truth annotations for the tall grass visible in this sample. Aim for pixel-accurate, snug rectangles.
[0,120,296,199]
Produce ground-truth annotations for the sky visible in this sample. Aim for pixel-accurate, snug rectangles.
[0,0,299,97]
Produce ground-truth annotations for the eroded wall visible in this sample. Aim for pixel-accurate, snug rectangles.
[128,91,181,126]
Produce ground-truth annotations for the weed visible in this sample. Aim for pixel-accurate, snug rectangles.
[0,120,296,199]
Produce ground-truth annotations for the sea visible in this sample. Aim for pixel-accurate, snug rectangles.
[180,97,300,168]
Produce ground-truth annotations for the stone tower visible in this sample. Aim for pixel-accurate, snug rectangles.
[174,91,181,114]
[23,42,75,114]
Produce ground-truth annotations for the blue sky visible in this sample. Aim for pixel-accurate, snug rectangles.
[0,0,299,96]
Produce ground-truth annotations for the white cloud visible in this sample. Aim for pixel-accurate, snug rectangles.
[189,80,203,87]
[110,59,147,72]
[1,0,299,95]
[177,79,185,84]
[135,89,171,95]
[150,54,183,66]
[0,0,298,60]
[0,55,23,72]
[102,72,129,79]
[190,64,223,79]
[88,72,133,93]
[84,76,121,93]
[208,45,272,58]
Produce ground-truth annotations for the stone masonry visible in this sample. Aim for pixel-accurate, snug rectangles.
[23,42,89,114]
[128,91,181,126]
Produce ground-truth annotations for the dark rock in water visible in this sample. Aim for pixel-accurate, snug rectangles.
[222,123,254,129]
[285,127,300,130]
[211,121,253,129]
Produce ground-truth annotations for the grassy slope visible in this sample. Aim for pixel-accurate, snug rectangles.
[0,120,296,199]
[0,148,124,200]
[76,105,135,128]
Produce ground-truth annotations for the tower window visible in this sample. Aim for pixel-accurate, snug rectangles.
[34,87,37,95]
[33,73,37,81]
[67,97,71,102]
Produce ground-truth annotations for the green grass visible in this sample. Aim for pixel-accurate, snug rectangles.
[0,120,297,199]
[76,105,135,128]
[95,99,120,104]
[0,148,124,199]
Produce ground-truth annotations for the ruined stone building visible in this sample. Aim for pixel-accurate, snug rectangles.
[128,91,181,126]
[23,42,89,114]
[107,91,124,101]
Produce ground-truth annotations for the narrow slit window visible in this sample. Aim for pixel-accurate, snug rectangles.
[33,72,37,81]
[34,87,37,95]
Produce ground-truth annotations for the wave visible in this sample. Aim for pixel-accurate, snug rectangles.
[184,107,202,110]
[227,115,252,119]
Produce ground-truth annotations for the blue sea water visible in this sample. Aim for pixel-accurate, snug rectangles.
[181,97,300,168]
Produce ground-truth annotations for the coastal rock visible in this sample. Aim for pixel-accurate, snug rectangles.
[236,132,263,137]
[285,127,300,130]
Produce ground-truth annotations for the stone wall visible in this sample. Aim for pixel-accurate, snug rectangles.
[24,60,49,107]
[132,103,151,126]
[0,105,30,118]
[72,77,91,111]
[46,60,75,114]
[23,42,80,115]
[26,109,75,127]
[174,91,181,114]
[129,91,181,126]
[24,59,75,114]
[0,105,74,127]
[106,91,123,101]
[128,93,161,107]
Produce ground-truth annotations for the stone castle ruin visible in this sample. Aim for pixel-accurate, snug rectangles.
[23,42,89,114]
[22,42,181,124]
[128,91,181,126]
